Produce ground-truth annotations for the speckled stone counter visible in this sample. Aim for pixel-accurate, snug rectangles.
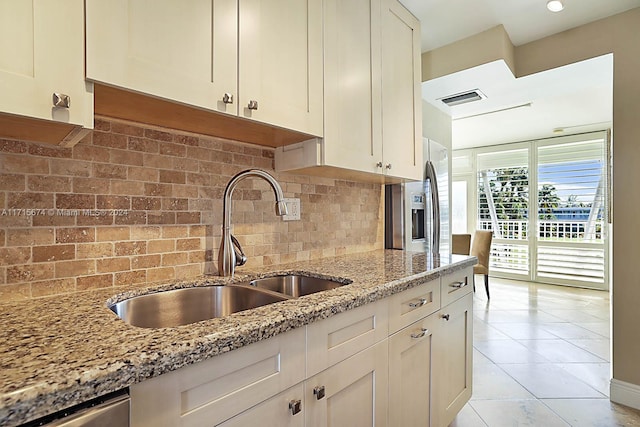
[0,250,475,426]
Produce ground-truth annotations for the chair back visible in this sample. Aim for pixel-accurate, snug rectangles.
[451,234,471,255]
[471,230,493,270]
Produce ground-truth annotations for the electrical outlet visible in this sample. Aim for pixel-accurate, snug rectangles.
[283,198,301,221]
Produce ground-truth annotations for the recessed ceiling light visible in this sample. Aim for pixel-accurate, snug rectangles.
[547,0,564,12]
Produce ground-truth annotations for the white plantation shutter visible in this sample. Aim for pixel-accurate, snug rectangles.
[536,135,607,285]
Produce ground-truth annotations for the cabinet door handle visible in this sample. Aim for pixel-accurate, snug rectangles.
[410,328,429,339]
[313,385,325,400]
[248,100,259,110]
[289,399,302,415]
[441,313,450,321]
[222,93,233,104]
[385,163,392,170]
[53,93,70,108]
[449,281,467,288]
[409,298,427,308]
[376,161,383,168]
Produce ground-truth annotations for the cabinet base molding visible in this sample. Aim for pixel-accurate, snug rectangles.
[94,84,315,148]
[610,378,640,410]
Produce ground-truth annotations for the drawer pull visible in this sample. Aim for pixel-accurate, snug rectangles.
[441,314,450,321]
[248,99,259,110]
[410,328,429,339]
[222,93,233,104]
[408,298,427,308]
[449,281,467,288]
[289,399,302,415]
[313,385,326,400]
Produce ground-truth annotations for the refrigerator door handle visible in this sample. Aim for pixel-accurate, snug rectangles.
[425,160,440,254]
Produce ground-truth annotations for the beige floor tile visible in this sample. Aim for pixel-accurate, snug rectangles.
[470,399,570,426]
[449,403,488,427]
[517,339,606,363]
[538,322,607,340]
[490,322,559,340]
[473,348,493,365]
[580,322,611,337]
[499,363,605,398]
[471,363,535,400]
[473,320,511,341]
[542,399,640,426]
[555,362,611,396]
[474,339,550,364]
[568,338,611,361]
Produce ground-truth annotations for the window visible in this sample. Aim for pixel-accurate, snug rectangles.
[459,131,610,290]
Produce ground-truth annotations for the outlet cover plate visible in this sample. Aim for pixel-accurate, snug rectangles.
[283,198,300,221]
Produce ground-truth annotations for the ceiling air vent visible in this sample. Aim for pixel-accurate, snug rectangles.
[440,89,486,107]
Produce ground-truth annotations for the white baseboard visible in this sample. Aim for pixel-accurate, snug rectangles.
[610,378,640,410]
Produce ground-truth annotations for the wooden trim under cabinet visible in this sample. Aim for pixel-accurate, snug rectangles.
[94,84,316,148]
[0,112,90,147]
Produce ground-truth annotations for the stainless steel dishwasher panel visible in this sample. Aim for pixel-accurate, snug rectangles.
[46,393,129,427]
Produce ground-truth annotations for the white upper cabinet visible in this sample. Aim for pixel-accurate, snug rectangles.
[380,0,422,181]
[321,0,382,175]
[0,0,93,130]
[85,0,322,137]
[239,0,323,136]
[275,0,422,182]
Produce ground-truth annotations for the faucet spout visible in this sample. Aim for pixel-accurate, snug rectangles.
[218,169,288,276]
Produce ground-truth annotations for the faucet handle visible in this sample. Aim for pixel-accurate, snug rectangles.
[230,234,247,266]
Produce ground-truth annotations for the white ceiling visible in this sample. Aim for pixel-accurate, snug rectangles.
[400,0,640,51]
[422,55,613,149]
[399,0,627,150]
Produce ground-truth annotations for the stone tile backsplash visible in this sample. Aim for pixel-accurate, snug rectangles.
[0,117,383,301]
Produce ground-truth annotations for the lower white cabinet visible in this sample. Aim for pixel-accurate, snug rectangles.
[129,327,305,427]
[217,384,305,427]
[305,340,389,427]
[129,269,473,426]
[432,292,474,427]
[388,314,439,427]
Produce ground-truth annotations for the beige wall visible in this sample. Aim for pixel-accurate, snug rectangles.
[516,7,640,392]
[0,117,383,302]
[421,25,515,81]
[422,7,640,393]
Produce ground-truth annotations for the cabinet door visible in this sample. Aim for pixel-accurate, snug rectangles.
[0,0,92,127]
[380,0,422,180]
[322,0,382,174]
[239,0,323,136]
[217,384,304,427]
[433,293,473,427]
[306,340,388,427]
[389,314,439,427]
[86,0,237,115]
[130,328,305,427]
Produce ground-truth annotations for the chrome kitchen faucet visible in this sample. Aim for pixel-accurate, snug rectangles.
[218,169,288,276]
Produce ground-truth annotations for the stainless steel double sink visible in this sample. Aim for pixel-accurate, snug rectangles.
[110,275,350,328]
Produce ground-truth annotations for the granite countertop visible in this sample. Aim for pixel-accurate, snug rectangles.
[0,250,475,426]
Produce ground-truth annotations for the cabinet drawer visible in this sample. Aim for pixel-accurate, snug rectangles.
[306,300,388,377]
[388,278,440,334]
[130,327,305,427]
[441,266,473,308]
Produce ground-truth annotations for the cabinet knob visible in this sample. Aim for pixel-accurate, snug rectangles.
[52,93,70,108]
[376,161,383,168]
[410,328,430,339]
[289,399,302,415]
[247,100,259,110]
[313,385,326,400]
[441,314,450,321]
[408,298,427,308]
[222,93,233,104]
[385,163,392,170]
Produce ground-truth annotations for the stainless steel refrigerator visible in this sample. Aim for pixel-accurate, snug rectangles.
[385,138,450,254]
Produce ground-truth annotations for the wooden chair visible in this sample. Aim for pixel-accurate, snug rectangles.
[451,234,471,255]
[471,230,493,299]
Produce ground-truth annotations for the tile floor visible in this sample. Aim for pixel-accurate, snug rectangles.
[449,277,640,427]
